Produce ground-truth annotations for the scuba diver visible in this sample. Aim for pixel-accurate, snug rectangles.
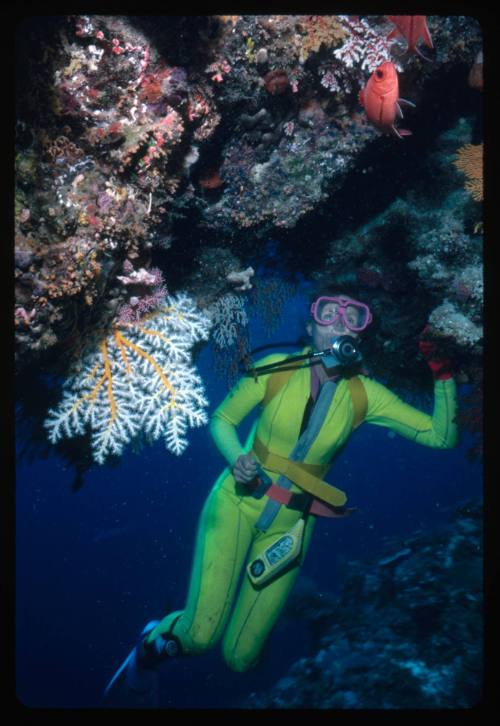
[104,291,457,704]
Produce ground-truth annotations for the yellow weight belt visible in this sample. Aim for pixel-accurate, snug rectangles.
[253,436,347,507]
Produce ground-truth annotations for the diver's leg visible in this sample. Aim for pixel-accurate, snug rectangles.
[222,512,316,672]
[146,482,254,655]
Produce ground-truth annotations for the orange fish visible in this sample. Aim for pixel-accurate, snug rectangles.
[387,15,433,60]
[358,61,415,139]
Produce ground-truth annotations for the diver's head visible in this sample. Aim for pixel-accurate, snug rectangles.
[306,293,373,362]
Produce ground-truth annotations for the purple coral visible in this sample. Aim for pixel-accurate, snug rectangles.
[162,67,188,105]
[117,260,168,324]
[97,192,113,212]
[117,287,167,323]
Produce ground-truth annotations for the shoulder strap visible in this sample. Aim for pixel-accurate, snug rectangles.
[262,358,304,407]
[263,361,368,430]
[347,376,367,429]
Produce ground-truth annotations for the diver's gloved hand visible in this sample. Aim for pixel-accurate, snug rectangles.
[418,335,453,381]
[232,452,259,484]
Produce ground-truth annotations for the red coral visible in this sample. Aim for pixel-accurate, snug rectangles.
[139,69,170,103]
[199,171,224,189]
[187,92,209,122]
[108,121,123,136]
[263,70,289,95]
[86,88,101,101]
[139,75,164,103]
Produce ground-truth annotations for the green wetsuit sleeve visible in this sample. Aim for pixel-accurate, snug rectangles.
[362,376,458,448]
[209,354,289,467]
[209,415,247,468]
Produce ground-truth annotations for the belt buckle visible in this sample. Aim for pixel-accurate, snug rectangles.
[289,492,313,512]
[249,468,272,499]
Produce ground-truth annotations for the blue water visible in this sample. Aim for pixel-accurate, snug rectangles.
[15,289,483,708]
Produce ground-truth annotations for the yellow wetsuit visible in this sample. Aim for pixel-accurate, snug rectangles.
[147,351,457,672]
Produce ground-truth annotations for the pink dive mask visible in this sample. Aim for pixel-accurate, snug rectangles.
[310,295,373,332]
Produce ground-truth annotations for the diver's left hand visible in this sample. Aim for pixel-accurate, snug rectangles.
[232,453,259,484]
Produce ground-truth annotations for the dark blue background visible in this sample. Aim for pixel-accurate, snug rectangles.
[15,289,483,708]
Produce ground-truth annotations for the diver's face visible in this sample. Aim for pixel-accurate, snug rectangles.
[308,302,360,352]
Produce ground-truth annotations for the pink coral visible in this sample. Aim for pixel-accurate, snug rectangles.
[118,267,161,286]
[116,261,168,323]
[117,288,167,323]
[15,307,36,326]
[206,60,231,83]
[334,16,398,73]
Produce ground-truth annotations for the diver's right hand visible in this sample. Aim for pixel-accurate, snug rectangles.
[232,453,259,484]
[418,329,453,381]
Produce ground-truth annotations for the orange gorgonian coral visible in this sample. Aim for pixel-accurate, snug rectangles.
[453,143,483,202]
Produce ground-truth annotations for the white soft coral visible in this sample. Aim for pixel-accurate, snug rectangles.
[45,293,212,464]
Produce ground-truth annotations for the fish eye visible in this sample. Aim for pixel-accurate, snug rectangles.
[376,70,384,78]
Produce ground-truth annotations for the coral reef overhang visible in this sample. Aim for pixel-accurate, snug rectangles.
[14,14,484,464]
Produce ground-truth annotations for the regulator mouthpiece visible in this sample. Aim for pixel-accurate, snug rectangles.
[322,335,363,367]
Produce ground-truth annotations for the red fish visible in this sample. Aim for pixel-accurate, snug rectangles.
[358,61,415,139]
[387,15,433,60]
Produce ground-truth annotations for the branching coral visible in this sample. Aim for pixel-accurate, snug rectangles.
[315,16,401,96]
[45,294,212,463]
[297,15,349,64]
[333,16,399,73]
[250,277,297,336]
[208,293,248,349]
[453,144,483,202]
